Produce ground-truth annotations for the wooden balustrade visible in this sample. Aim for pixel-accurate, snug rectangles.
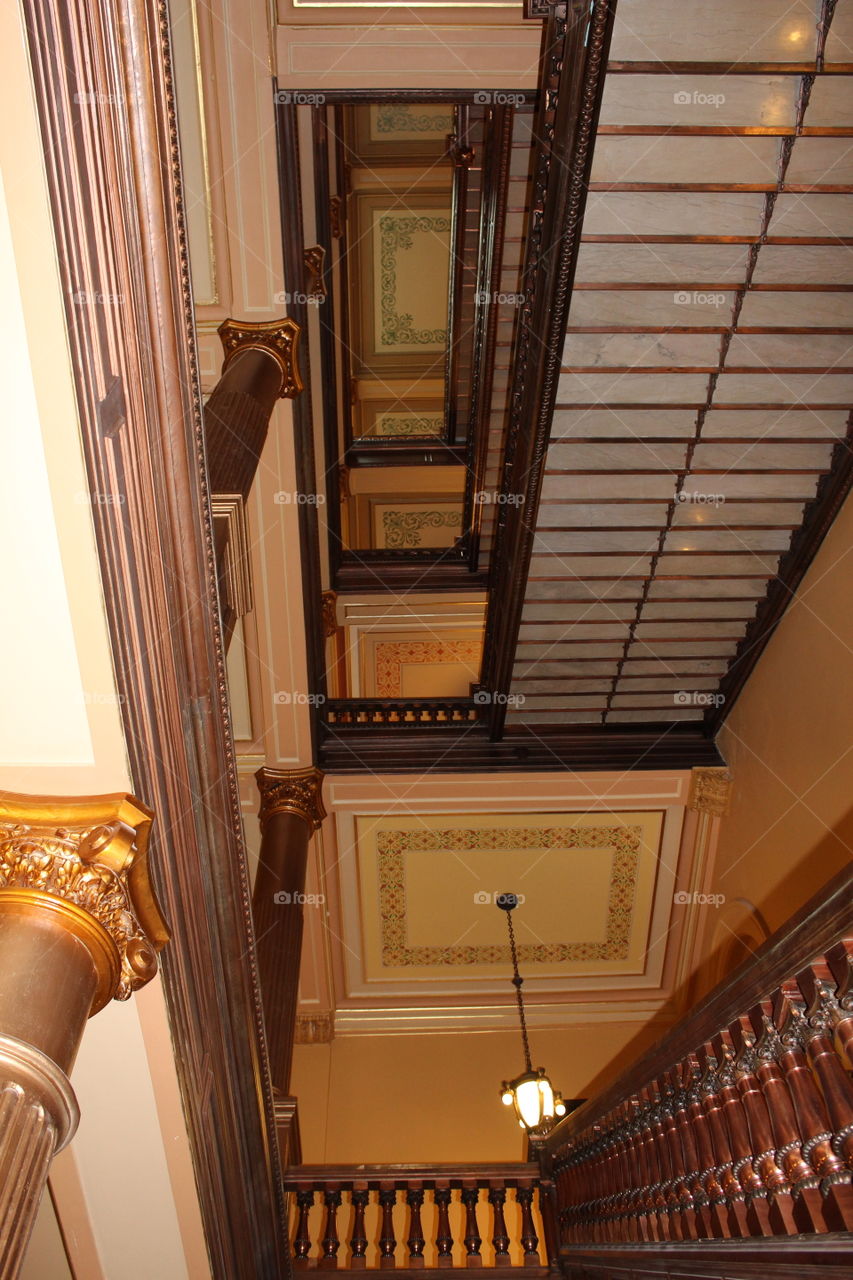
[283,1165,548,1272]
[539,864,853,1274]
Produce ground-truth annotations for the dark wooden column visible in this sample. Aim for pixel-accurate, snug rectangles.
[205,317,302,642]
[253,767,326,1102]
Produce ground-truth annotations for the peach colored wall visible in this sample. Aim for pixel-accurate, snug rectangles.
[291,1018,666,1164]
[708,490,853,948]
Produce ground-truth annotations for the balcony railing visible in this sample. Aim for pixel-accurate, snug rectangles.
[283,1164,549,1272]
[538,864,853,1275]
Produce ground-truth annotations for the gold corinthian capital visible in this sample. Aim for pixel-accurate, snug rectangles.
[0,790,169,1012]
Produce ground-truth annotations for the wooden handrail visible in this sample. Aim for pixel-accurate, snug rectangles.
[283,1163,542,1188]
[543,863,853,1146]
[539,863,853,1248]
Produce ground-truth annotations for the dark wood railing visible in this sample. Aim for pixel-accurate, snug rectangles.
[539,865,853,1275]
[283,1165,549,1272]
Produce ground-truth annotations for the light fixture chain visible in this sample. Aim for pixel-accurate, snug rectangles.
[506,909,533,1071]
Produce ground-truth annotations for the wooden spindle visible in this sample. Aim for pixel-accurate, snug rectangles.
[517,1185,540,1266]
[349,1189,369,1269]
[293,1188,315,1267]
[488,1186,510,1263]
[434,1186,453,1268]
[406,1187,425,1267]
[461,1185,482,1266]
[379,1187,397,1269]
[320,1188,342,1268]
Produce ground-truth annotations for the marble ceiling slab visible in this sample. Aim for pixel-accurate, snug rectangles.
[662,527,793,552]
[752,245,853,285]
[599,75,796,128]
[591,135,780,185]
[537,500,671,526]
[557,371,709,403]
[562,331,722,368]
[576,242,751,283]
[608,0,816,63]
[551,410,698,440]
[714,370,853,401]
[547,440,689,470]
[726,332,853,366]
[737,291,853,328]
[671,499,805,525]
[701,409,847,437]
[690,440,835,469]
[786,137,853,186]
[767,194,853,239]
[568,289,737,329]
[582,190,766,237]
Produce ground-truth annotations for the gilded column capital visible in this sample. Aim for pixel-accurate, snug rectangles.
[256,767,326,832]
[0,791,170,1012]
[217,316,303,398]
[687,767,733,817]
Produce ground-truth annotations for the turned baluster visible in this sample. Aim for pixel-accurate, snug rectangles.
[293,1188,315,1266]
[658,1075,693,1241]
[406,1187,426,1267]
[696,1047,745,1237]
[749,1003,826,1233]
[729,1016,798,1237]
[379,1187,398,1269]
[488,1186,510,1263]
[798,965,853,1171]
[774,986,849,1233]
[685,1056,729,1239]
[461,1185,482,1266]
[626,1098,655,1242]
[646,1083,681,1240]
[434,1186,454,1267]
[517,1184,541,1265]
[636,1090,667,1241]
[320,1188,342,1268]
[667,1066,709,1241]
[349,1189,369,1269]
[607,1111,633,1242]
[711,1033,768,1237]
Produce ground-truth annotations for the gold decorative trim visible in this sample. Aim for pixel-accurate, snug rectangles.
[217,316,303,398]
[303,244,326,301]
[329,195,343,240]
[256,767,326,832]
[294,1012,334,1044]
[0,791,169,1005]
[687,768,733,818]
[321,590,338,639]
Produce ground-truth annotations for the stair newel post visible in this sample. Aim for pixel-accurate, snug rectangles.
[293,1188,315,1266]
[320,1188,342,1268]
[406,1186,426,1267]
[434,1185,454,1267]
[349,1188,369,1269]
[488,1184,510,1263]
[461,1184,482,1266]
[516,1183,540,1266]
[379,1185,398,1269]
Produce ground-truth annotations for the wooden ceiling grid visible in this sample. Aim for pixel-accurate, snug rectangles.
[506,0,853,729]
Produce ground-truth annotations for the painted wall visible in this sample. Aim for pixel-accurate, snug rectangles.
[291,1018,666,1163]
[0,2,210,1274]
[700,489,853,986]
